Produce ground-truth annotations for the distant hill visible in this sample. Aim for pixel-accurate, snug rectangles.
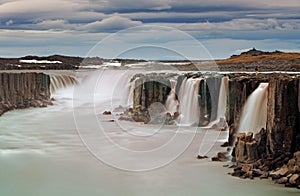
[0,48,299,71]
[215,48,300,71]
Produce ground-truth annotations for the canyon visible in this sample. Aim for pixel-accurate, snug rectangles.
[0,49,299,191]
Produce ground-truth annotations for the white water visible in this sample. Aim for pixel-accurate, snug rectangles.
[217,77,229,120]
[0,69,298,196]
[238,83,269,134]
[177,77,202,126]
[50,74,78,93]
[165,77,179,115]
[213,76,229,128]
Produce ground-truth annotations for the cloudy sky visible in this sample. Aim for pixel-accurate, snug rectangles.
[0,0,299,59]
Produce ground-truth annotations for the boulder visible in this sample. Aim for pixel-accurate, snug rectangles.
[103,111,112,115]
[289,174,299,185]
[275,177,288,184]
[246,140,258,162]
[270,165,290,177]
[294,151,300,166]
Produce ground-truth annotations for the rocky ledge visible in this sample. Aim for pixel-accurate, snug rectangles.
[0,72,52,116]
[230,130,300,189]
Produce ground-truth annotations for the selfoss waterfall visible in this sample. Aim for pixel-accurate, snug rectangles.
[0,69,299,196]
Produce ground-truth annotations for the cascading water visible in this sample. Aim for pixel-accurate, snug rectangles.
[215,76,229,128]
[238,83,269,134]
[120,76,137,107]
[177,77,202,126]
[217,76,229,119]
[165,77,179,115]
[50,75,78,93]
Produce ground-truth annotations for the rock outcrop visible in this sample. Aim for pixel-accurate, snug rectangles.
[229,74,300,188]
[0,72,52,116]
[128,72,300,189]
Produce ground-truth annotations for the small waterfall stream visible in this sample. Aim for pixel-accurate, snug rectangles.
[238,83,269,134]
[177,77,202,126]
[50,75,78,93]
[165,77,179,115]
[213,76,229,128]
[217,76,229,120]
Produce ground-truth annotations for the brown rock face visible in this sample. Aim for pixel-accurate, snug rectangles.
[132,73,222,126]
[267,76,300,157]
[133,75,171,109]
[226,74,268,145]
[295,151,300,166]
[0,72,51,115]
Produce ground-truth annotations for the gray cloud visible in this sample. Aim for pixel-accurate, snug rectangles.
[82,15,142,32]
[0,0,299,58]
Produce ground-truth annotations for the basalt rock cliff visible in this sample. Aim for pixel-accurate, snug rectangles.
[0,72,52,116]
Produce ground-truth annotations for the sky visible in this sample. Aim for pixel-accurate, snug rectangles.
[0,0,299,60]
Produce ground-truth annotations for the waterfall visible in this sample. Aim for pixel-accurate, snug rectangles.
[177,77,202,126]
[120,76,137,107]
[50,75,78,93]
[238,83,269,134]
[214,76,229,127]
[165,77,179,115]
[217,76,229,119]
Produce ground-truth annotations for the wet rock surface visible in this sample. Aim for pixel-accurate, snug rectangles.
[229,150,300,188]
[119,106,179,125]
[0,72,52,116]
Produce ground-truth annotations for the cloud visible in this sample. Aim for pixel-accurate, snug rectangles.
[150,18,300,32]
[5,19,13,26]
[0,0,299,58]
[82,15,142,32]
[91,0,171,11]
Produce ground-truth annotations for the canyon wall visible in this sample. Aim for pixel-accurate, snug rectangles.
[0,72,52,116]
[230,74,300,187]
[131,72,300,159]
[132,73,222,126]
[231,74,299,161]
[267,75,300,156]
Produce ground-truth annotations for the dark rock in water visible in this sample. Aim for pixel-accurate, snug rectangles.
[197,155,208,159]
[285,183,294,188]
[211,157,220,162]
[275,177,288,184]
[103,111,112,115]
[221,142,230,147]
[212,152,228,162]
